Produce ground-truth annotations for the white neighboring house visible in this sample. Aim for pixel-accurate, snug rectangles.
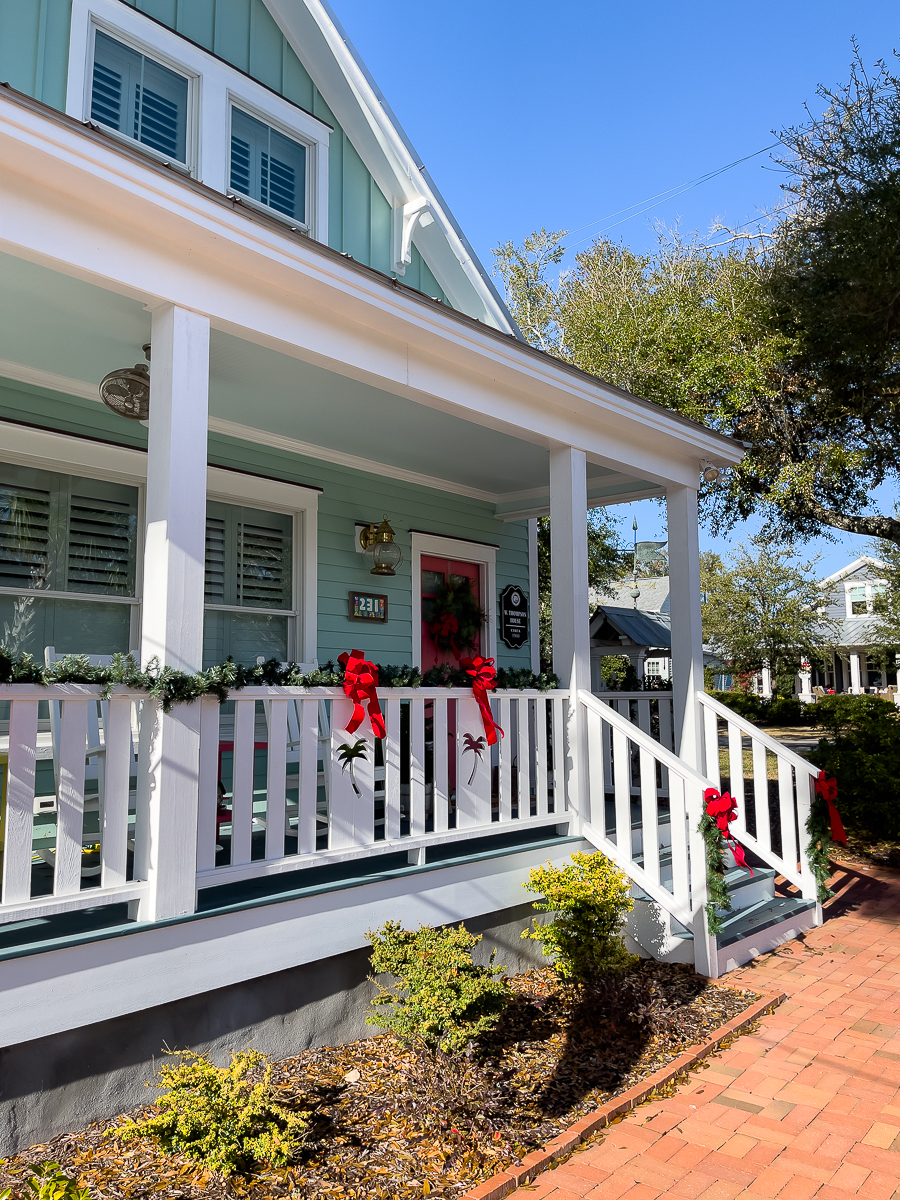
[804,556,894,698]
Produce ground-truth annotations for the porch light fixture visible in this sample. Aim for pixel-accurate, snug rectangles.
[99,343,151,421]
[359,516,403,576]
[700,460,722,483]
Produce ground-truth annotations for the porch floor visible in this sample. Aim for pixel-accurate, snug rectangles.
[514,859,900,1200]
[0,825,573,962]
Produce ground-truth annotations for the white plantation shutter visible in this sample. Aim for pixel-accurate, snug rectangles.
[0,482,51,591]
[67,490,137,595]
[91,31,188,163]
[230,107,306,222]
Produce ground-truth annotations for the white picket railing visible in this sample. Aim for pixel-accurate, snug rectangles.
[578,689,715,976]
[196,687,573,887]
[0,684,149,924]
[697,690,819,906]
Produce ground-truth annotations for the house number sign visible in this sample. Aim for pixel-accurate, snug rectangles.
[498,584,529,649]
[349,591,389,622]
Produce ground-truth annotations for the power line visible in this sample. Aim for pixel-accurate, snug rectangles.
[564,141,781,251]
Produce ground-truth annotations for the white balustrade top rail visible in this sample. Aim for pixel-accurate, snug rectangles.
[697,690,818,902]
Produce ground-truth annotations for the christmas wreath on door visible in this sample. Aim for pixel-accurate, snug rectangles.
[425,577,487,659]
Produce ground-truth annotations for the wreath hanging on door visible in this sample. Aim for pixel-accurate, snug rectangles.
[425,577,487,659]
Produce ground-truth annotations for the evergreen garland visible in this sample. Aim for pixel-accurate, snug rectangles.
[805,793,836,902]
[698,810,732,936]
[0,647,558,712]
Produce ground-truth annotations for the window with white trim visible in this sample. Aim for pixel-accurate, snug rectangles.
[90,30,189,163]
[230,108,308,224]
[0,464,139,657]
[203,500,295,667]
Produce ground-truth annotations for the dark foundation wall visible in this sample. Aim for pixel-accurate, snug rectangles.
[0,902,543,1154]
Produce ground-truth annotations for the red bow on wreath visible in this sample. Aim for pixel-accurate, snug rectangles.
[459,655,504,746]
[430,611,460,659]
[815,771,847,845]
[704,787,751,873]
[338,649,386,740]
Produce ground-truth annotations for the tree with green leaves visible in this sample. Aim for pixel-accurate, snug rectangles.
[493,47,900,548]
[700,540,836,694]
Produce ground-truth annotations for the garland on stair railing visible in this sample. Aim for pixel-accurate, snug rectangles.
[805,771,847,902]
[698,787,749,936]
[0,646,559,712]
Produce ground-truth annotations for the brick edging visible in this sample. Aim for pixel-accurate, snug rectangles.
[461,989,786,1200]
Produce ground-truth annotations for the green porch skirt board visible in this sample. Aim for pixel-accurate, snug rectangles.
[0,378,532,669]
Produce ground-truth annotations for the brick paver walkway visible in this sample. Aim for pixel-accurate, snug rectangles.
[522,862,900,1200]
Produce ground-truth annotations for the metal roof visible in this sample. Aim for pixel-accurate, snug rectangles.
[590,606,672,648]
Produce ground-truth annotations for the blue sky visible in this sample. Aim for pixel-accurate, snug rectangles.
[334,0,899,576]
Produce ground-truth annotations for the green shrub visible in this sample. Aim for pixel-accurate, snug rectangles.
[366,921,508,1053]
[14,1165,89,1200]
[113,1050,311,1175]
[809,694,900,838]
[521,851,635,983]
[709,690,764,722]
[599,655,640,690]
[765,695,807,726]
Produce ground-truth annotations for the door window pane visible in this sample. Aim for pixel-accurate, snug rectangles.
[91,31,188,163]
[230,107,306,222]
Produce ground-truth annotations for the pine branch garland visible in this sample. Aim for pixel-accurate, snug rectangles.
[805,794,836,902]
[698,812,732,936]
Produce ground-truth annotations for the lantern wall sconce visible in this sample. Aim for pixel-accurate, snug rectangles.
[358,516,403,576]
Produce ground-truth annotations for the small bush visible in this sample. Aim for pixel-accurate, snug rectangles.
[522,851,635,983]
[709,691,812,726]
[709,690,764,722]
[599,655,640,691]
[12,1165,90,1200]
[366,921,509,1053]
[809,694,900,839]
[113,1050,311,1175]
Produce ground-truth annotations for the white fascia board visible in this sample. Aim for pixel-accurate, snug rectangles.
[0,94,742,489]
[819,556,885,587]
[263,0,514,333]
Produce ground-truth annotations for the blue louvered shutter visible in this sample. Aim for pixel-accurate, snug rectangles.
[91,31,188,164]
[230,108,306,223]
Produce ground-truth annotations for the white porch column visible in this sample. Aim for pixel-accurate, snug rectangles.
[666,485,704,770]
[799,668,813,703]
[549,448,590,830]
[137,304,210,922]
[849,652,862,694]
[528,517,540,675]
[760,663,773,699]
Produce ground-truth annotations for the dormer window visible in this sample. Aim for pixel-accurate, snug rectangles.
[849,585,867,615]
[229,108,308,225]
[91,31,189,164]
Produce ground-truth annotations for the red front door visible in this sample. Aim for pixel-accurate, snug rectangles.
[421,556,481,671]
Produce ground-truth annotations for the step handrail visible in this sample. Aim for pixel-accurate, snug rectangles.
[696,690,818,780]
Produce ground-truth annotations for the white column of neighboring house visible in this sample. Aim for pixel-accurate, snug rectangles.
[136,303,210,921]
[549,447,590,830]
[666,484,704,769]
[760,663,773,698]
[798,664,814,702]
[849,653,863,694]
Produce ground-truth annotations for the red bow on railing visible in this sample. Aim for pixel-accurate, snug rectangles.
[430,612,460,659]
[459,655,504,746]
[815,771,847,845]
[338,649,386,740]
[704,787,751,873]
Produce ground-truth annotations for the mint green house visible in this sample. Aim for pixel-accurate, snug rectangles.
[0,0,821,1149]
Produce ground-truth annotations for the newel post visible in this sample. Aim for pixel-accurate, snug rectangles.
[549,447,591,832]
[134,304,210,922]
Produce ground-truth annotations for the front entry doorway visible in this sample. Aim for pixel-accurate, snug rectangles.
[420,555,482,671]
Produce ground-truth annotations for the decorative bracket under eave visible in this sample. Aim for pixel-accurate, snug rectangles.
[392,197,434,276]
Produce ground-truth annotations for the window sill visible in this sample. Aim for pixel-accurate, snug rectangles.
[225,191,309,235]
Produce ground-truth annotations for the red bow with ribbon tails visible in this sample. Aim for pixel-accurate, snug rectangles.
[430,612,460,659]
[338,650,386,740]
[459,655,504,746]
[815,771,847,845]
[704,787,751,873]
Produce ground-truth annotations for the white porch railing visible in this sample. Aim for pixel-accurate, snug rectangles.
[698,690,820,907]
[0,685,574,923]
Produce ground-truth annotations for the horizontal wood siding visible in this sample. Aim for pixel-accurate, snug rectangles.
[0,0,72,113]
[118,0,448,302]
[0,381,531,670]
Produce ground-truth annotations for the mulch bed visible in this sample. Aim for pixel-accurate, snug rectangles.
[829,833,900,869]
[0,962,758,1200]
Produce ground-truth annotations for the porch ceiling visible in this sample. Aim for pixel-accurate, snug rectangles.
[0,251,663,508]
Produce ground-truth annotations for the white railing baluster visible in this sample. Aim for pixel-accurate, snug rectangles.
[498,697,512,821]
[752,737,771,854]
[410,697,426,837]
[703,704,721,790]
[265,699,288,861]
[230,699,256,866]
[196,696,220,872]
[383,697,402,841]
[668,773,690,904]
[517,697,530,819]
[3,699,38,905]
[658,695,674,752]
[54,698,88,896]
[457,696,490,827]
[727,721,746,840]
[101,696,134,889]
[297,698,319,854]
[777,754,796,870]
[330,698,374,848]
[639,744,659,884]
[612,725,631,852]
[432,697,448,834]
[551,696,565,812]
[535,697,549,816]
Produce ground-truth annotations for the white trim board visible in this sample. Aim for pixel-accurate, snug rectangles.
[411,531,497,666]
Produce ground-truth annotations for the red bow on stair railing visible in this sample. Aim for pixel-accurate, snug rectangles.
[459,655,504,746]
[704,787,751,873]
[815,771,847,845]
[338,649,386,740]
